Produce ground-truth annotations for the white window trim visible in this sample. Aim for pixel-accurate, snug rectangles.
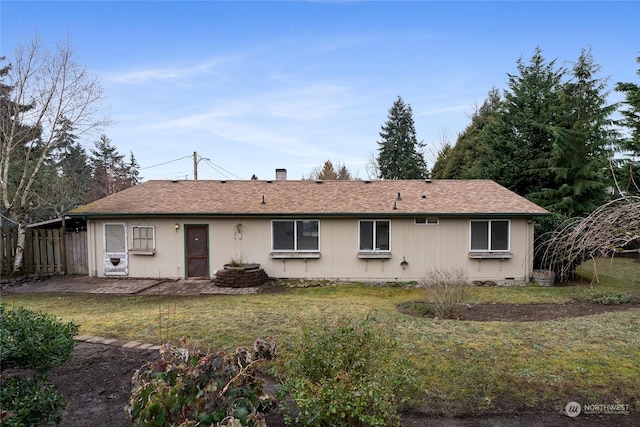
[469,219,511,252]
[130,225,156,255]
[358,219,391,253]
[271,219,320,252]
[415,217,439,225]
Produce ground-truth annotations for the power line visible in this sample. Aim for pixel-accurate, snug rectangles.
[140,156,192,170]
[139,153,243,180]
[202,159,243,180]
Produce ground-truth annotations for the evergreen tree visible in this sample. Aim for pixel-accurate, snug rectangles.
[306,160,354,180]
[376,96,428,179]
[127,152,141,186]
[59,141,92,205]
[432,88,501,179]
[430,143,452,179]
[336,164,353,180]
[530,48,615,215]
[316,160,339,180]
[477,47,565,197]
[615,56,640,195]
[29,118,92,219]
[88,134,137,199]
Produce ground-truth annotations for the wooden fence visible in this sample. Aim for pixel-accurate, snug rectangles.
[1,227,88,277]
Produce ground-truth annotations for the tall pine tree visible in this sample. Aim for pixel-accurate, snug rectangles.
[615,56,640,195]
[531,48,615,215]
[376,96,428,179]
[477,47,565,197]
[432,88,501,179]
[88,135,139,200]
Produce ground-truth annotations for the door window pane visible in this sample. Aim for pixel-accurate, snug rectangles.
[105,224,125,252]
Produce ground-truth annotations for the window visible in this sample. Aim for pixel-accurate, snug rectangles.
[470,220,509,251]
[415,217,439,225]
[131,226,155,251]
[272,220,319,251]
[359,220,390,251]
[105,224,126,253]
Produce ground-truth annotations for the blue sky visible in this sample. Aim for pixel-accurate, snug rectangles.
[2,1,639,181]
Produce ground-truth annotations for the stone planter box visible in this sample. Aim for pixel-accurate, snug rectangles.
[215,264,268,288]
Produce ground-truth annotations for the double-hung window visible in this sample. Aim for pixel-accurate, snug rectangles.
[131,225,155,253]
[359,219,390,252]
[272,220,319,251]
[470,220,509,252]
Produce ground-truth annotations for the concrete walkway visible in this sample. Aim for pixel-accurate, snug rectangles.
[3,275,264,351]
[5,275,261,296]
[74,334,163,351]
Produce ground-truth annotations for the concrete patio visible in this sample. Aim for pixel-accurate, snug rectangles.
[3,275,261,296]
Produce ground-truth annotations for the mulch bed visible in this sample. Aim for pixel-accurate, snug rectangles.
[397,300,638,321]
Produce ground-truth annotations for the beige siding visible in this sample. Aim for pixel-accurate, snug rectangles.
[87,216,534,282]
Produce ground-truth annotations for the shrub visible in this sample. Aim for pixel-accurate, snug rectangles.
[278,315,418,426]
[421,267,470,319]
[0,304,78,426]
[576,287,634,305]
[127,338,276,427]
[0,376,67,427]
[0,304,79,372]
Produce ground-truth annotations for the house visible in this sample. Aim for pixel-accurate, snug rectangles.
[69,174,549,283]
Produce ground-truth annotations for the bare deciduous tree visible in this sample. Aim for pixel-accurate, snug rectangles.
[537,195,640,283]
[0,37,108,273]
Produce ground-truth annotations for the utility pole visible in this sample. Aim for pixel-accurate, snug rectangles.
[193,151,198,180]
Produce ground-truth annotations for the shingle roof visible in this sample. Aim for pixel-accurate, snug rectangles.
[69,179,549,217]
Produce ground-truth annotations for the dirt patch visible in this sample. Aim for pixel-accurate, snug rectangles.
[47,342,287,427]
[398,300,639,321]
[44,340,637,427]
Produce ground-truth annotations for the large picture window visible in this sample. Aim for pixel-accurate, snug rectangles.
[359,219,390,251]
[470,220,509,251]
[272,220,319,251]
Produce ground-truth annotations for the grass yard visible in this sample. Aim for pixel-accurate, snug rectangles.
[3,257,639,416]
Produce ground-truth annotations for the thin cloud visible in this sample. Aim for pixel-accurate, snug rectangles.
[105,55,245,84]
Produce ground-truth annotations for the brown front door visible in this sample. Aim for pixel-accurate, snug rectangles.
[185,225,208,278]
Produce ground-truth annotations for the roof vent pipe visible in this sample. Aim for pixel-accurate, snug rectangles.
[396,192,402,201]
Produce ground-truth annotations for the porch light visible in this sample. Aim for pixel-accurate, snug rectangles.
[401,257,409,269]
[174,223,180,231]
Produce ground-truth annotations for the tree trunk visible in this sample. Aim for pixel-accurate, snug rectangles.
[12,224,26,274]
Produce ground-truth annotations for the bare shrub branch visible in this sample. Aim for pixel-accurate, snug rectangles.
[537,196,640,282]
[421,266,470,319]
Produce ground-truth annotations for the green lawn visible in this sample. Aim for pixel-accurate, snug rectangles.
[3,257,639,415]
